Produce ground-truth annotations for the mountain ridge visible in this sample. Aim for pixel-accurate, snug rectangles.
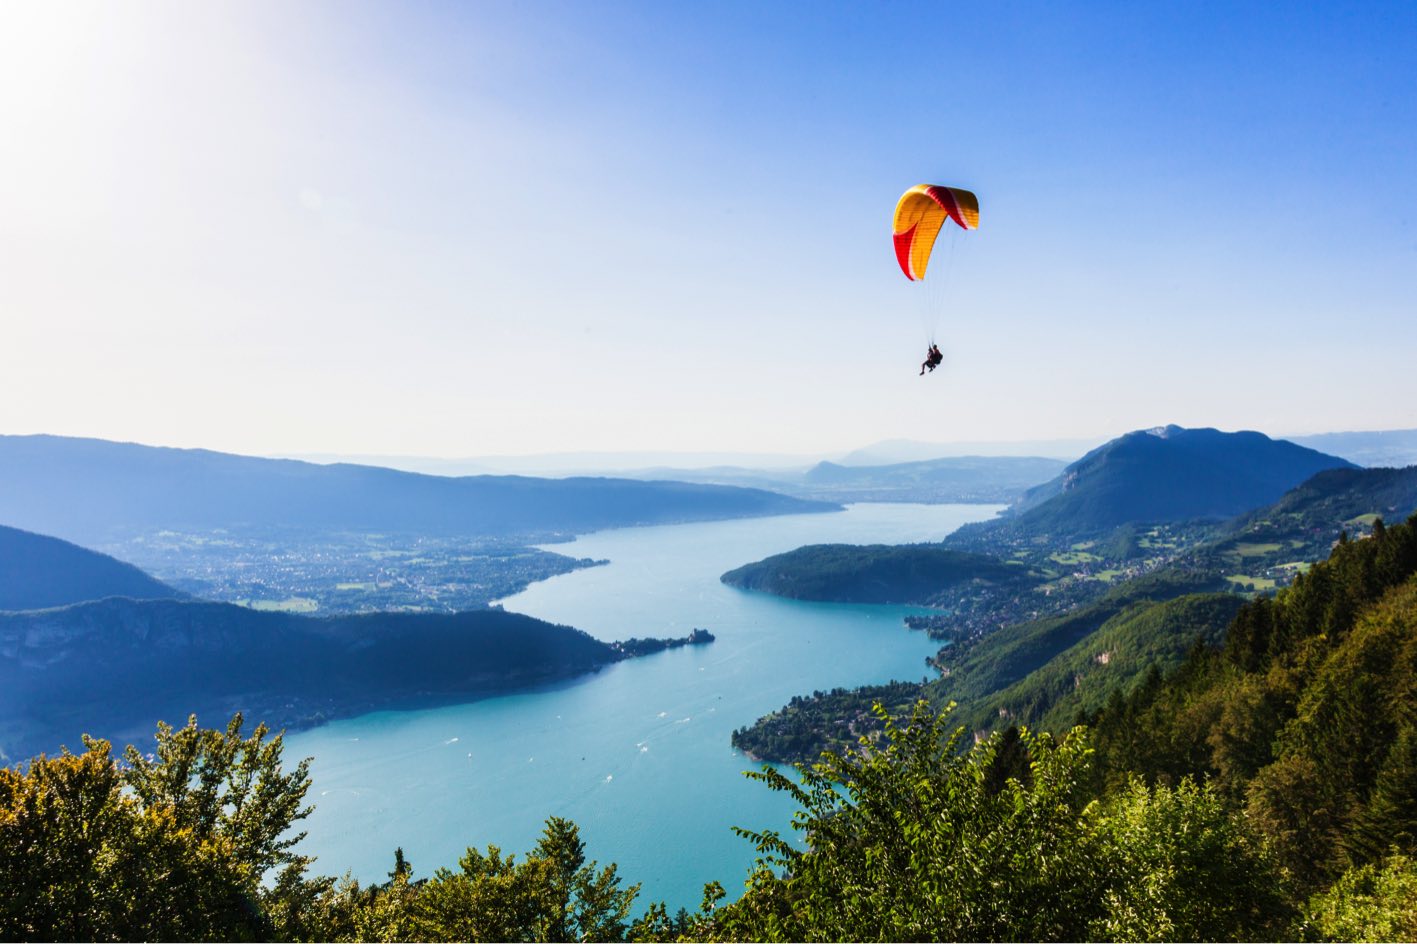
[0,434,837,546]
[959,425,1354,541]
[0,524,181,611]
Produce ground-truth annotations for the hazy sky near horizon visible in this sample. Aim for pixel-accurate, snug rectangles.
[2,1,1414,459]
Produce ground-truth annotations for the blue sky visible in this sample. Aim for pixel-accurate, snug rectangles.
[1,1,1413,459]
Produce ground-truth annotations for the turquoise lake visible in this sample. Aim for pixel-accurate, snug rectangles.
[286,502,1001,909]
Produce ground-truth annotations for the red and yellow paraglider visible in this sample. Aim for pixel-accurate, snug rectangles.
[892,184,979,374]
[892,184,979,281]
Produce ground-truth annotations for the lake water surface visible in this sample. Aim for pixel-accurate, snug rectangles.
[287,502,1000,908]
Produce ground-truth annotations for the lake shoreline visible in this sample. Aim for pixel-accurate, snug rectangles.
[286,503,1003,910]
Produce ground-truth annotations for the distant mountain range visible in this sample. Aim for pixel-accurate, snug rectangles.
[623,455,1068,504]
[1288,427,1417,468]
[834,437,1103,465]
[0,435,836,546]
[796,456,1068,503]
[275,427,1417,480]
[971,425,1355,538]
[0,525,180,611]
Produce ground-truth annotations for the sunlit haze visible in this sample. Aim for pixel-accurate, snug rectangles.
[3,1,1414,460]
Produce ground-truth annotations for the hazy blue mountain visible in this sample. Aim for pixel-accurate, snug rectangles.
[614,465,810,492]
[0,524,180,610]
[1289,428,1417,468]
[0,599,620,760]
[0,435,837,546]
[836,437,1099,465]
[798,456,1067,503]
[616,456,1065,504]
[990,426,1354,536]
[281,449,818,478]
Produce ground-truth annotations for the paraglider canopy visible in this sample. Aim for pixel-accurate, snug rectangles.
[892,185,979,281]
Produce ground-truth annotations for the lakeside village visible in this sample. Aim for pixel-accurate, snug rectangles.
[103,527,606,615]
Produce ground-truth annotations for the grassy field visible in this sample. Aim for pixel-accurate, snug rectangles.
[1232,542,1284,558]
[237,597,320,613]
[1137,527,1179,550]
[1225,574,1277,591]
[1050,550,1101,565]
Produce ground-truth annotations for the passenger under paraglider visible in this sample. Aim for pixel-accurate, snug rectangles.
[919,344,942,376]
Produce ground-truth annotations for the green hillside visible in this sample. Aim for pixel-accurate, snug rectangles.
[958,592,1245,734]
[1090,514,1417,891]
[927,568,1227,706]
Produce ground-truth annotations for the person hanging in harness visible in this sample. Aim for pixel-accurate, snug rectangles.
[919,343,942,376]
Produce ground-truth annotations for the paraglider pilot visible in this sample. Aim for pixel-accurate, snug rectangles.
[919,344,942,375]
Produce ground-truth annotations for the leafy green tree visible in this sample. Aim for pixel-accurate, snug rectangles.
[1095,777,1290,941]
[1302,853,1417,942]
[709,701,1287,942]
[712,702,1104,940]
[123,712,314,882]
[409,818,639,943]
[0,736,264,941]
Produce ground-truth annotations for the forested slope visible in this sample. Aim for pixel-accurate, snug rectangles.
[1090,515,1417,891]
[957,591,1246,734]
[0,524,179,610]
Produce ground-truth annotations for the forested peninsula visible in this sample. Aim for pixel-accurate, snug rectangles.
[720,543,1042,604]
[0,600,705,762]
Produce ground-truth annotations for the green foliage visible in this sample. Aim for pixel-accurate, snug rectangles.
[9,512,1417,941]
[123,713,314,882]
[0,728,292,941]
[1094,777,1289,941]
[306,819,644,943]
[708,702,1287,942]
[1301,854,1417,942]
